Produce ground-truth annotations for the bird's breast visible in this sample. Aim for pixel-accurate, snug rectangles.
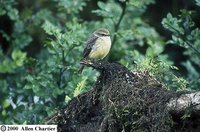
[89,36,111,60]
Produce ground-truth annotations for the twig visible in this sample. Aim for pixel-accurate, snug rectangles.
[184,40,200,56]
[57,43,81,88]
[58,49,65,88]
[112,2,127,45]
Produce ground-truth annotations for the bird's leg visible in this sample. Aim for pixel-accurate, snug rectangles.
[80,59,105,70]
[80,58,92,65]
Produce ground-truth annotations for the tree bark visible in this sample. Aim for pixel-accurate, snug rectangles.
[167,92,200,114]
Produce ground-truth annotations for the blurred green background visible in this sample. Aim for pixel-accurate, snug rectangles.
[0,0,200,124]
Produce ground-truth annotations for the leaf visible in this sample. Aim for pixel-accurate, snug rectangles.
[11,50,27,67]
[65,95,71,103]
[73,77,87,97]
[162,13,184,35]
[56,0,86,14]
[0,59,13,73]
[7,7,19,20]
[32,9,52,25]
[42,20,61,36]
[97,1,106,9]
[0,8,6,16]
[195,0,200,6]
[129,0,155,9]
[3,100,10,109]
[182,61,199,79]
[13,34,32,49]
[92,1,121,18]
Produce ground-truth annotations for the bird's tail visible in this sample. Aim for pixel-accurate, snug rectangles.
[78,65,85,74]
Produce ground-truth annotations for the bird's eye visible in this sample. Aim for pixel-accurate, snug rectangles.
[100,33,109,36]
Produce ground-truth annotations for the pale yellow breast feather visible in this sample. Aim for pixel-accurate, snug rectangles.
[88,36,111,60]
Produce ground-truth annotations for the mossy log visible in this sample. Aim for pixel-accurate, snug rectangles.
[46,61,200,132]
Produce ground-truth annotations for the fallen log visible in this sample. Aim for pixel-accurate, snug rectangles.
[46,61,200,132]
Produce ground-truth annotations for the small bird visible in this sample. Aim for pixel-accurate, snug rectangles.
[79,28,112,73]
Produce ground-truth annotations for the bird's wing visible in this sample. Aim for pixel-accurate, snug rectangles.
[83,34,98,58]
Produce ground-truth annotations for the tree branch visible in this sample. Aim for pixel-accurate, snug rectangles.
[58,49,65,88]
[167,91,200,115]
[112,2,127,45]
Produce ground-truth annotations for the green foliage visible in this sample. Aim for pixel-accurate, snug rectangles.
[196,0,200,6]
[73,77,88,97]
[135,57,188,90]
[0,0,199,125]
[0,50,26,73]
[129,0,155,9]
[55,0,86,14]
[162,8,200,90]
[0,0,92,124]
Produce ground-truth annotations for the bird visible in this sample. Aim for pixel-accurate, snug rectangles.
[78,28,112,73]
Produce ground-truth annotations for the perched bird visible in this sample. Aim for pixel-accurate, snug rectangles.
[79,28,111,73]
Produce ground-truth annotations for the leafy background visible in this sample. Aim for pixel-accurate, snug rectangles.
[0,0,200,124]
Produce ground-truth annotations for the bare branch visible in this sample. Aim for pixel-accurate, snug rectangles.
[167,91,200,115]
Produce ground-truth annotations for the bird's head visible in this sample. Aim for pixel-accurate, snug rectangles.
[94,28,110,37]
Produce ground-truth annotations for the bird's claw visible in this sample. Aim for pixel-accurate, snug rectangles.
[80,59,93,65]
